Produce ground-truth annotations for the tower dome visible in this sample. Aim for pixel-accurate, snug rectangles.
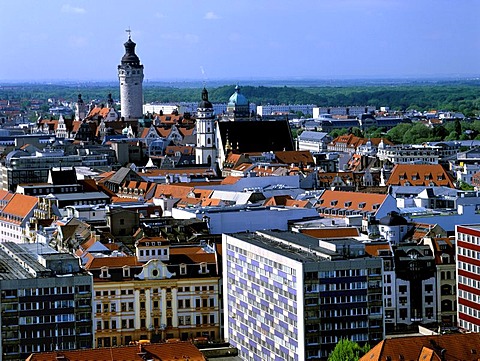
[121,38,141,66]
[226,85,250,121]
[228,85,248,106]
[198,87,213,109]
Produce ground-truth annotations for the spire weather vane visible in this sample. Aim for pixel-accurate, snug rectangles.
[126,27,131,39]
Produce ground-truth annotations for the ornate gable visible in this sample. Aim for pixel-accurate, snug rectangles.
[135,259,174,280]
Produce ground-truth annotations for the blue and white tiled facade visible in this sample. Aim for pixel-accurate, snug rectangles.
[223,231,384,361]
[224,233,304,361]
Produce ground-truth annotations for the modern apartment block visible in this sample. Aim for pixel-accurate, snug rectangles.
[223,230,384,361]
[0,242,93,360]
[456,224,480,332]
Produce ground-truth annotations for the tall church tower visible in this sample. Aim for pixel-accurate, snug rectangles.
[118,31,144,119]
[75,94,86,121]
[195,87,216,165]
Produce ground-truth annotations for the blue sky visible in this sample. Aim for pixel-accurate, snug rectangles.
[0,0,478,82]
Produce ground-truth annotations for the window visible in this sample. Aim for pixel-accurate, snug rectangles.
[100,268,110,279]
[199,262,208,274]
[123,267,130,278]
[180,264,187,275]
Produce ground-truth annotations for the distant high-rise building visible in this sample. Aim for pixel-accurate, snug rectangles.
[195,87,217,166]
[118,32,144,120]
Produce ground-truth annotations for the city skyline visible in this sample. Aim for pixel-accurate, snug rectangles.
[0,0,479,82]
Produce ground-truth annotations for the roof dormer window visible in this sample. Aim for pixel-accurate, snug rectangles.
[180,264,187,275]
[123,266,130,278]
[199,262,208,274]
[100,266,110,279]
[359,202,366,209]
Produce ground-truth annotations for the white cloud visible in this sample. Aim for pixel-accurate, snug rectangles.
[204,12,220,20]
[154,12,165,19]
[61,4,86,14]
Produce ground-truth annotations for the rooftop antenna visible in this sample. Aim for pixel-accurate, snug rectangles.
[200,65,207,88]
[126,27,132,39]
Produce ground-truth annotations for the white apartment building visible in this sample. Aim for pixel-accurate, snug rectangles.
[377,143,439,164]
[257,104,316,116]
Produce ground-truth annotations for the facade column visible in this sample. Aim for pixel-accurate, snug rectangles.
[172,287,178,327]
[161,288,167,327]
[145,288,152,329]
[134,289,141,329]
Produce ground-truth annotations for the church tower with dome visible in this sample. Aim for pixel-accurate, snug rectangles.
[118,31,144,119]
[195,87,217,165]
[225,85,251,121]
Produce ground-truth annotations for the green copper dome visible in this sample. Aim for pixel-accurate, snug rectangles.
[228,85,248,106]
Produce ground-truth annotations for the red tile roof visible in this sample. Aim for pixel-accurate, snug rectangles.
[275,150,315,165]
[300,227,360,238]
[318,190,387,214]
[263,195,310,208]
[0,193,38,224]
[364,242,392,256]
[387,164,455,188]
[221,176,242,185]
[26,341,206,361]
[84,255,142,270]
[136,236,169,246]
[86,106,112,119]
[359,333,480,361]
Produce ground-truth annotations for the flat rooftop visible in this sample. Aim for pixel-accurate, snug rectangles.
[0,246,34,280]
[229,230,339,263]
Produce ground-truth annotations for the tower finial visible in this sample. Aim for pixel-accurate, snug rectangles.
[126,27,132,39]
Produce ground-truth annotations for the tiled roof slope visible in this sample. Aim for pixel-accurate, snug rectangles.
[274,150,315,165]
[300,227,359,238]
[26,341,206,361]
[0,193,38,224]
[387,164,455,188]
[359,333,480,361]
[318,190,388,213]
